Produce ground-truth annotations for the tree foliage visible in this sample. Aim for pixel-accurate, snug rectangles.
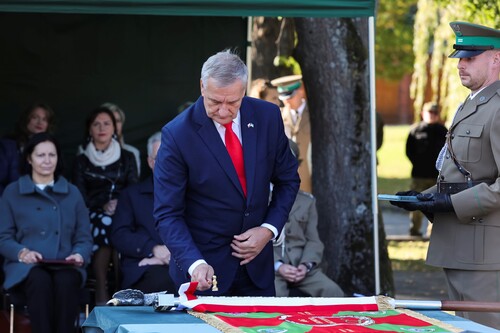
[375,0,417,80]
[411,0,500,123]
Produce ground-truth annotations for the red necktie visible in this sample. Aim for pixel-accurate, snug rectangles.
[224,122,247,196]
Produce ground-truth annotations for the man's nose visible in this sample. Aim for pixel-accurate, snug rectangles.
[218,106,231,117]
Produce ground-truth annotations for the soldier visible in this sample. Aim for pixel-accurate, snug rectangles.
[273,140,343,297]
[271,75,312,193]
[392,21,500,329]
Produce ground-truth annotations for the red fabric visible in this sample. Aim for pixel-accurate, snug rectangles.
[190,303,378,314]
[224,122,246,196]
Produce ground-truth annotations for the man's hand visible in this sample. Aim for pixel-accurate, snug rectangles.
[138,257,164,266]
[277,263,306,283]
[191,263,215,291]
[389,191,421,210]
[391,191,453,213]
[152,245,171,265]
[231,226,273,265]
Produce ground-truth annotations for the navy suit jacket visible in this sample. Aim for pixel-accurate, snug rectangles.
[153,96,300,295]
[112,177,167,289]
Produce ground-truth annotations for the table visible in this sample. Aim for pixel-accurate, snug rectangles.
[81,306,221,333]
[82,306,499,333]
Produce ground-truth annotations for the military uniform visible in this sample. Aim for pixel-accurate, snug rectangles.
[273,190,343,297]
[425,22,500,328]
[271,75,312,193]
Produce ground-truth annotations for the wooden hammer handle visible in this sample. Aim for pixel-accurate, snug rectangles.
[441,300,500,312]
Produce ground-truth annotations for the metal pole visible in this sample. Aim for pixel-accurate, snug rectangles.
[368,16,380,295]
[246,16,253,91]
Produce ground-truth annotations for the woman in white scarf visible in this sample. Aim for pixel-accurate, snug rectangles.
[72,107,139,305]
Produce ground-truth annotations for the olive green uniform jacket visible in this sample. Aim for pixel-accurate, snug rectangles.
[427,80,500,270]
[274,191,343,297]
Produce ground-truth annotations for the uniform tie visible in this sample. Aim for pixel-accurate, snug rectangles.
[224,122,247,196]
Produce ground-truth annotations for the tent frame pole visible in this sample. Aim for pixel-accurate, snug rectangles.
[369,15,380,295]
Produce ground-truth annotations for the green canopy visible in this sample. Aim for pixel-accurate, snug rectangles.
[0,0,375,17]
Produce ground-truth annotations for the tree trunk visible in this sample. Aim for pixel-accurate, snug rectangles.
[295,17,394,296]
[250,17,294,80]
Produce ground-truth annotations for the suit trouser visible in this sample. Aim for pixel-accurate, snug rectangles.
[16,265,81,333]
[275,268,344,297]
[444,268,500,329]
[409,177,436,234]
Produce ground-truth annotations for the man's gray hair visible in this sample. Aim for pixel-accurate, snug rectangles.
[201,49,248,88]
[147,131,162,157]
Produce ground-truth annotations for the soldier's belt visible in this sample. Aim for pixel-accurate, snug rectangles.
[437,179,495,194]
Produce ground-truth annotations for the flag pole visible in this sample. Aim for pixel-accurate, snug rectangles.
[390,299,500,312]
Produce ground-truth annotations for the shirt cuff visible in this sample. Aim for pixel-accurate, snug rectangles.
[188,259,207,276]
[261,223,278,239]
[274,261,284,272]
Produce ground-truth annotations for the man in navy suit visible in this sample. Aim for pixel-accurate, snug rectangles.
[112,132,176,294]
[154,50,300,296]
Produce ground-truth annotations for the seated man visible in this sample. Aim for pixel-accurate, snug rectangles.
[111,132,176,295]
[274,141,344,297]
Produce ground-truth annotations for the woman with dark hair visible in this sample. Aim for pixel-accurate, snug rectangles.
[1,102,56,195]
[9,102,56,151]
[0,132,93,333]
[72,106,138,305]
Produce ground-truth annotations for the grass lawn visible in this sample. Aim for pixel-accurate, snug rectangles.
[387,240,440,272]
[377,126,440,272]
[377,125,412,194]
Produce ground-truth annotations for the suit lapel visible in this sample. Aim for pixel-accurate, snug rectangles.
[240,98,257,202]
[193,98,245,198]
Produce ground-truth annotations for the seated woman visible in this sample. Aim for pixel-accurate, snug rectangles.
[7,102,56,152]
[1,102,56,195]
[0,132,93,333]
[73,106,138,305]
[100,102,141,176]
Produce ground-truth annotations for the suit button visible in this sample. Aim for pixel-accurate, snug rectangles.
[466,130,470,134]
[446,154,450,159]
[471,217,476,221]
[244,213,249,217]
[55,231,59,235]
[478,218,484,223]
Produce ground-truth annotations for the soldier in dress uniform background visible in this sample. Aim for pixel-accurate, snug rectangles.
[271,75,312,193]
[392,21,500,329]
[273,140,344,297]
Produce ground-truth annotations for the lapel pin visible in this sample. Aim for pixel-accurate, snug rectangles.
[247,123,254,128]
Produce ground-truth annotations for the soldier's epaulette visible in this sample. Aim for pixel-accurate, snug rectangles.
[298,190,315,199]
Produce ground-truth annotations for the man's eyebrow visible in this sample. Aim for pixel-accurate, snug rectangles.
[208,97,222,103]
